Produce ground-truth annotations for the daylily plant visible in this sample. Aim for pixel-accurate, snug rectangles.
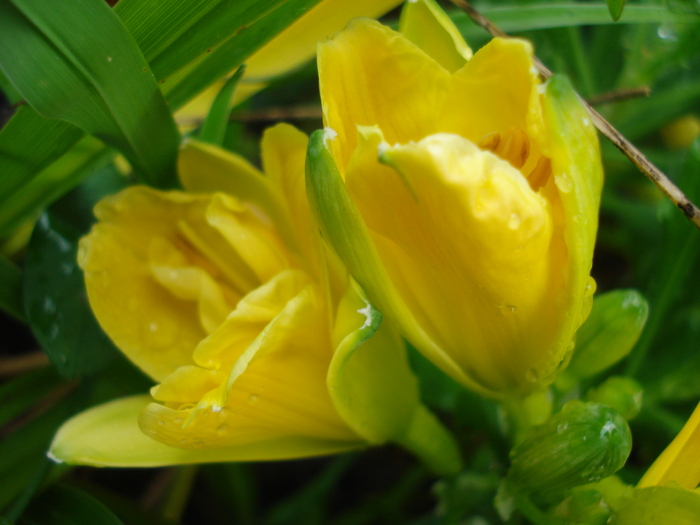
[306,0,603,399]
[49,124,460,475]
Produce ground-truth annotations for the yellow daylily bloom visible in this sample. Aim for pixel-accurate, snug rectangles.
[49,124,461,475]
[306,0,603,398]
[175,0,403,127]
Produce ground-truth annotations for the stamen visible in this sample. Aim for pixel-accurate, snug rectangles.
[478,127,530,170]
[527,156,552,191]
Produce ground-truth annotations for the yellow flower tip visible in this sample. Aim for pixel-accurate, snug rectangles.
[639,401,700,490]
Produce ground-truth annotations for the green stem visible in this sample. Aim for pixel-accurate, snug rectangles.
[161,465,198,522]
[395,405,463,477]
[513,491,564,525]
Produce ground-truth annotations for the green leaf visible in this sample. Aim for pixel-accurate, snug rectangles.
[0,108,84,204]
[606,0,626,22]
[0,254,24,321]
[0,137,113,238]
[163,0,321,110]
[451,4,698,36]
[199,65,246,146]
[23,211,120,378]
[0,368,63,428]
[20,485,124,525]
[0,0,180,188]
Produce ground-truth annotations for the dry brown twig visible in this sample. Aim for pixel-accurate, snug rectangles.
[449,0,700,229]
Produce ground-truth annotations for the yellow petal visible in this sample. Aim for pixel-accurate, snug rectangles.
[80,187,291,381]
[439,38,546,177]
[178,139,300,254]
[49,395,361,467]
[351,130,563,393]
[140,277,360,449]
[318,18,452,172]
[328,279,463,475]
[260,123,319,268]
[639,401,700,489]
[244,0,403,81]
[399,0,472,73]
[305,129,479,392]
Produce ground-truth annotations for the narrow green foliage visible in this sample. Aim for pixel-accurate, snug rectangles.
[20,485,124,525]
[0,0,180,188]
[199,66,246,146]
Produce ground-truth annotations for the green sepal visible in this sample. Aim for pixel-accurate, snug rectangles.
[564,289,648,381]
[329,280,462,476]
[586,376,643,421]
[507,401,632,502]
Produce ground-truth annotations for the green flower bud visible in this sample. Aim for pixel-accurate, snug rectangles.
[506,401,632,501]
[566,290,648,380]
[550,490,611,525]
[610,486,700,525]
[586,377,643,421]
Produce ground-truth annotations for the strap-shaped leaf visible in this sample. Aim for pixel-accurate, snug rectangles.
[0,0,180,188]
[606,0,626,22]
[199,66,246,146]
[163,0,321,110]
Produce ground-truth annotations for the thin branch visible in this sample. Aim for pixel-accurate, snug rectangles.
[449,0,700,229]
[0,351,49,377]
[587,87,651,105]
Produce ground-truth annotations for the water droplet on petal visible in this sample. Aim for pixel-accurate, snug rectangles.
[216,424,229,436]
[508,212,522,229]
[499,304,517,316]
[555,172,573,193]
[173,417,183,424]
[248,393,259,403]
[526,368,539,383]
[157,420,164,426]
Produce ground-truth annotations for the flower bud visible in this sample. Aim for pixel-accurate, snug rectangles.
[565,290,648,381]
[586,376,643,421]
[506,401,632,501]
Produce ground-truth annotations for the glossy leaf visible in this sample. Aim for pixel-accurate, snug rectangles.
[0,137,113,238]
[162,0,321,110]
[606,0,626,22]
[0,0,180,188]
[23,212,120,378]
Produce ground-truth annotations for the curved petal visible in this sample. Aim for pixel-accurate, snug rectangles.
[329,280,462,475]
[355,130,562,393]
[49,395,362,467]
[305,129,484,395]
[439,38,546,176]
[399,0,472,73]
[639,401,700,489]
[318,18,452,172]
[178,139,300,253]
[539,75,602,383]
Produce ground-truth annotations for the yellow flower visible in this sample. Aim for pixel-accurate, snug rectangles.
[49,124,460,474]
[175,0,403,127]
[608,402,700,524]
[305,0,603,398]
